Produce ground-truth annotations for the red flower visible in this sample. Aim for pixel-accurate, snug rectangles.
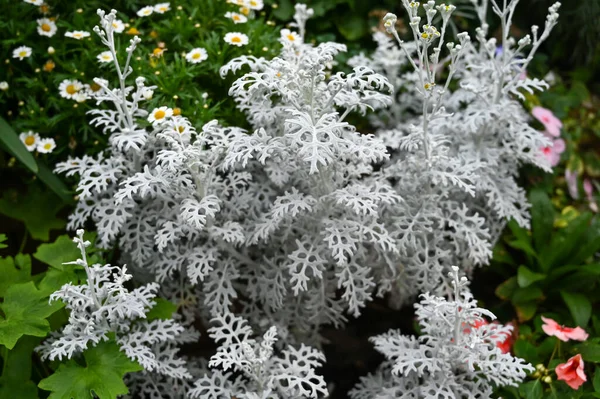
[556,354,586,390]
[464,319,515,354]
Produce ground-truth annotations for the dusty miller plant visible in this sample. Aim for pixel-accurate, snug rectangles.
[347,0,560,305]
[350,267,533,398]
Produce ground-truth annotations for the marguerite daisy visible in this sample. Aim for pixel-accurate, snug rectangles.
[185,48,208,64]
[246,0,264,10]
[224,32,249,47]
[37,138,56,154]
[111,19,125,33]
[137,6,154,17]
[97,51,114,63]
[58,79,84,100]
[12,46,32,60]
[65,30,90,40]
[154,2,170,13]
[24,0,43,5]
[19,131,40,152]
[37,18,57,37]
[225,12,247,24]
[280,29,300,44]
[148,106,173,124]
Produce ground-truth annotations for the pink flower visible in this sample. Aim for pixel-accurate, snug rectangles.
[584,179,598,213]
[565,169,579,200]
[532,106,563,137]
[540,138,565,167]
[556,354,586,390]
[541,316,589,342]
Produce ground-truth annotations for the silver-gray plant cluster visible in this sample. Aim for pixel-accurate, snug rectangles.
[46,0,560,397]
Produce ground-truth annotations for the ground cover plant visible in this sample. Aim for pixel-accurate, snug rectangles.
[1,0,599,398]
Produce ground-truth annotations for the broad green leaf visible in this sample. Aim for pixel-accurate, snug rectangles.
[0,254,32,297]
[540,213,593,271]
[335,13,368,41]
[0,282,63,349]
[519,380,543,399]
[549,264,600,281]
[516,301,539,322]
[561,290,592,327]
[512,286,544,304]
[146,298,178,321]
[0,336,40,399]
[34,235,82,270]
[0,189,65,241]
[36,161,73,204]
[0,116,38,173]
[529,188,554,252]
[517,266,546,288]
[496,277,518,300]
[38,268,82,296]
[38,340,143,399]
[574,342,600,363]
[513,339,540,364]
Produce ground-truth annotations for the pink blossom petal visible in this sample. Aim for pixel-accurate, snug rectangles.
[565,169,579,199]
[553,138,566,153]
[565,327,589,342]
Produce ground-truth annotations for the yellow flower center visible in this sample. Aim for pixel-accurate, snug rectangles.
[173,108,181,116]
[103,55,111,60]
[19,51,28,58]
[127,28,140,35]
[250,0,257,6]
[232,15,241,21]
[421,32,429,39]
[240,7,250,15]
[159,6,168,12]
[41,23,52,32]
[287,34,295,41]
[231,36,242,43]
[177,126,185,133]
[66,84,78,95]
[44,143,52,150]
[192,53,201,59]
[154,110,166,120]
[74,33,82,38]
[40,4,50,13]
[24,136,35,146]
[43,60,55,72]
[113,22,119,28]
[90,83,101,92]
[143,10,151,15]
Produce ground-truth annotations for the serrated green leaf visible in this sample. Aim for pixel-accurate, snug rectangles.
[0,282,63,349]
[0,254,32,297]
[0,336,40,399]
[146,298,178,321]
[561,290,592,327]
[38,340,143,399]
[517,266,546,288]
[0,116,38,173]
[34,235,82,270]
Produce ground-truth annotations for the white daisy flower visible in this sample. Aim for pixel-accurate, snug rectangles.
[37,18,57,37]
[37,138,56,154]
[137,6,154,17]
[0,82,8,91]
[224,32,249,47]
[73,89,90,103]
[58,79,84,100]
[167,116,194,141]
[12,46,32,60]
[246,0,264,10]
[97,51,114,63]
[65,30,90,40]
[148,106,173,124]
[154,2,170,13]
[111,19,125,33]
[19,131,40,152]
[24,0,43,5]
[280,29,300,44]
[225,12,248,24]
[185,48,208,64]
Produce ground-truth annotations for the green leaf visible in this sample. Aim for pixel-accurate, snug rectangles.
[146,298,178,321]
[512,286,544,304]
[0,336,40,399]
[561,290,592,327]
[496,276,519,300]
[529,188,555,252]
[36,161,73,204]
[513,339,540,364]
[0,254,32,297]
[0,282,63,349]
[574,342,600,363]
[519,380,543,399]
[0,189,65,241]
[517,266,547,288]
[0,116,38,173]
[593,366,600,392]
[516,301,539,322]
[570,217,600,265]
[34,235,82,270]
[0,234,7,249]
[38,340,143,399]
[540,213,593,271]
[334,12,368,41]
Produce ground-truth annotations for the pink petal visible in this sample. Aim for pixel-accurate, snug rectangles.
[584,179,594,198]
[566,327,589,341]
[553,138,566,153]
[565,169,579,199]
